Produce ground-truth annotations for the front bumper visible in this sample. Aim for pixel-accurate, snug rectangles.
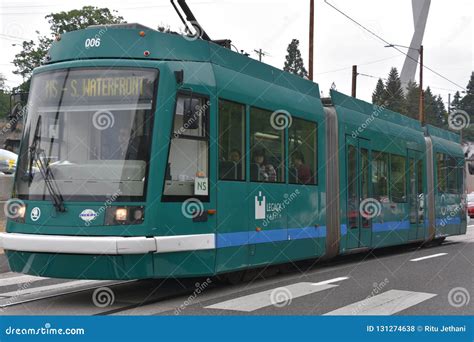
[0,232,215,255]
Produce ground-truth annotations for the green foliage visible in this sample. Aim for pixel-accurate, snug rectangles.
[283,39,308,78]
[458,72,474,141]
[403,81,419,120]
[383,67,404,113]
[46,6,124,34]
[372,79,385,106]
[0,74,10,118]
[12,6,125,92]
[451,91,462,110]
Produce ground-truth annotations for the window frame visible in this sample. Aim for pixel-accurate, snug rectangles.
[371,150,389,200]
[288,117,318,186]
[217,98,246,182]
[161,90,210,202]
[389,153,407,203]
[249,105,286,184]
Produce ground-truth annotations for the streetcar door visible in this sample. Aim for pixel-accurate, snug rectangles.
[215,99,249,273]
[346,136,372,249]
[408,150,424,240]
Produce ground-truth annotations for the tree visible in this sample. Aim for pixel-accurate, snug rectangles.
[0,74,10,118]
[372,78,385,106]
[12,6,125,92]
[383,67,405,113]
[459,72,474,141]
[46,6,124,34]
[403,81,419,120]
[424,87,446,128]
[283,39,308,78]
[451,91,462,110]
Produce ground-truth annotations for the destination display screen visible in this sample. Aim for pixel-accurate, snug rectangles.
[33,68,157,106]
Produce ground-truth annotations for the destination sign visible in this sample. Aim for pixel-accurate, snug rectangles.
[45,76,146,98]
[33,68,157,106]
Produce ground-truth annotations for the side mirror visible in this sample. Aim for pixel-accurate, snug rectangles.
[469,162,474,175]
[183,97,201,129]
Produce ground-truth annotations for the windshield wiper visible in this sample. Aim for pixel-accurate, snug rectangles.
[27,116,66,212]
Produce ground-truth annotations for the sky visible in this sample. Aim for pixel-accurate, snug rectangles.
[0,0,472,105]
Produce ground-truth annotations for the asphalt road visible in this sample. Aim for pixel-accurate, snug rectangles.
[0,223,472,316]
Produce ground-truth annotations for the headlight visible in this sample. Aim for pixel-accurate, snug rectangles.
[105,206,145,225]
[115,208,128,222]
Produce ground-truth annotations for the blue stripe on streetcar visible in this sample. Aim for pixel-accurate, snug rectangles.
[216,217,463,249]
[372,220,410,232]
[216,226,327,248]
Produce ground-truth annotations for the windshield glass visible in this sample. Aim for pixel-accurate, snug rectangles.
[15,67,158,202]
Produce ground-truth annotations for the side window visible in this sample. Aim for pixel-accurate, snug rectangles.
[372,151,389,201]
[457,158,464,193]
[390,154,407,202]
[249,107,284,183]
[218,100,245,181]
[289,118,317,185]
[446,156,458,193]
[163,93,209,197]
[437,153,447,193]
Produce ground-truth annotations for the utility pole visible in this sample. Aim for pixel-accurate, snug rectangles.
[254,48,267,62]
[308,0,314,80]
[448,93,451,114]
[351,65,358,98]
[419,45,424,125]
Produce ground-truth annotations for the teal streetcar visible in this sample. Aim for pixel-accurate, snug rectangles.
[0,21,467,280]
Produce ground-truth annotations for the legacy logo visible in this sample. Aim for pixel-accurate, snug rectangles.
[255,191,266,219]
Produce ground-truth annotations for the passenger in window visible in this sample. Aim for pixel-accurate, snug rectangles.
[108,128,144,160]
[230,149,242,164]
[251,149,276,182]
[291,151,312,184]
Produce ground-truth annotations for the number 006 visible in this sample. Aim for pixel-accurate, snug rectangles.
[85,38,101,48]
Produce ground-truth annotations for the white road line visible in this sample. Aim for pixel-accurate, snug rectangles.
[205,283,337,312]
[324,290,437,315]
[0,280,109,298]
[0,275,50,288]
[312,276,349,286]
[410,253,448,262]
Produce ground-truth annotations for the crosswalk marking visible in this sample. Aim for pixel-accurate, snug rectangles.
[205,282,337,312]
[0,280,109,298]
[0,274,49,288]
[312,276,349,286]
[410,253,447,262]
[324,289,437,315]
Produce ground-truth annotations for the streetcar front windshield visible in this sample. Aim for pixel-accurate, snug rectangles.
[15,67,158,202]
